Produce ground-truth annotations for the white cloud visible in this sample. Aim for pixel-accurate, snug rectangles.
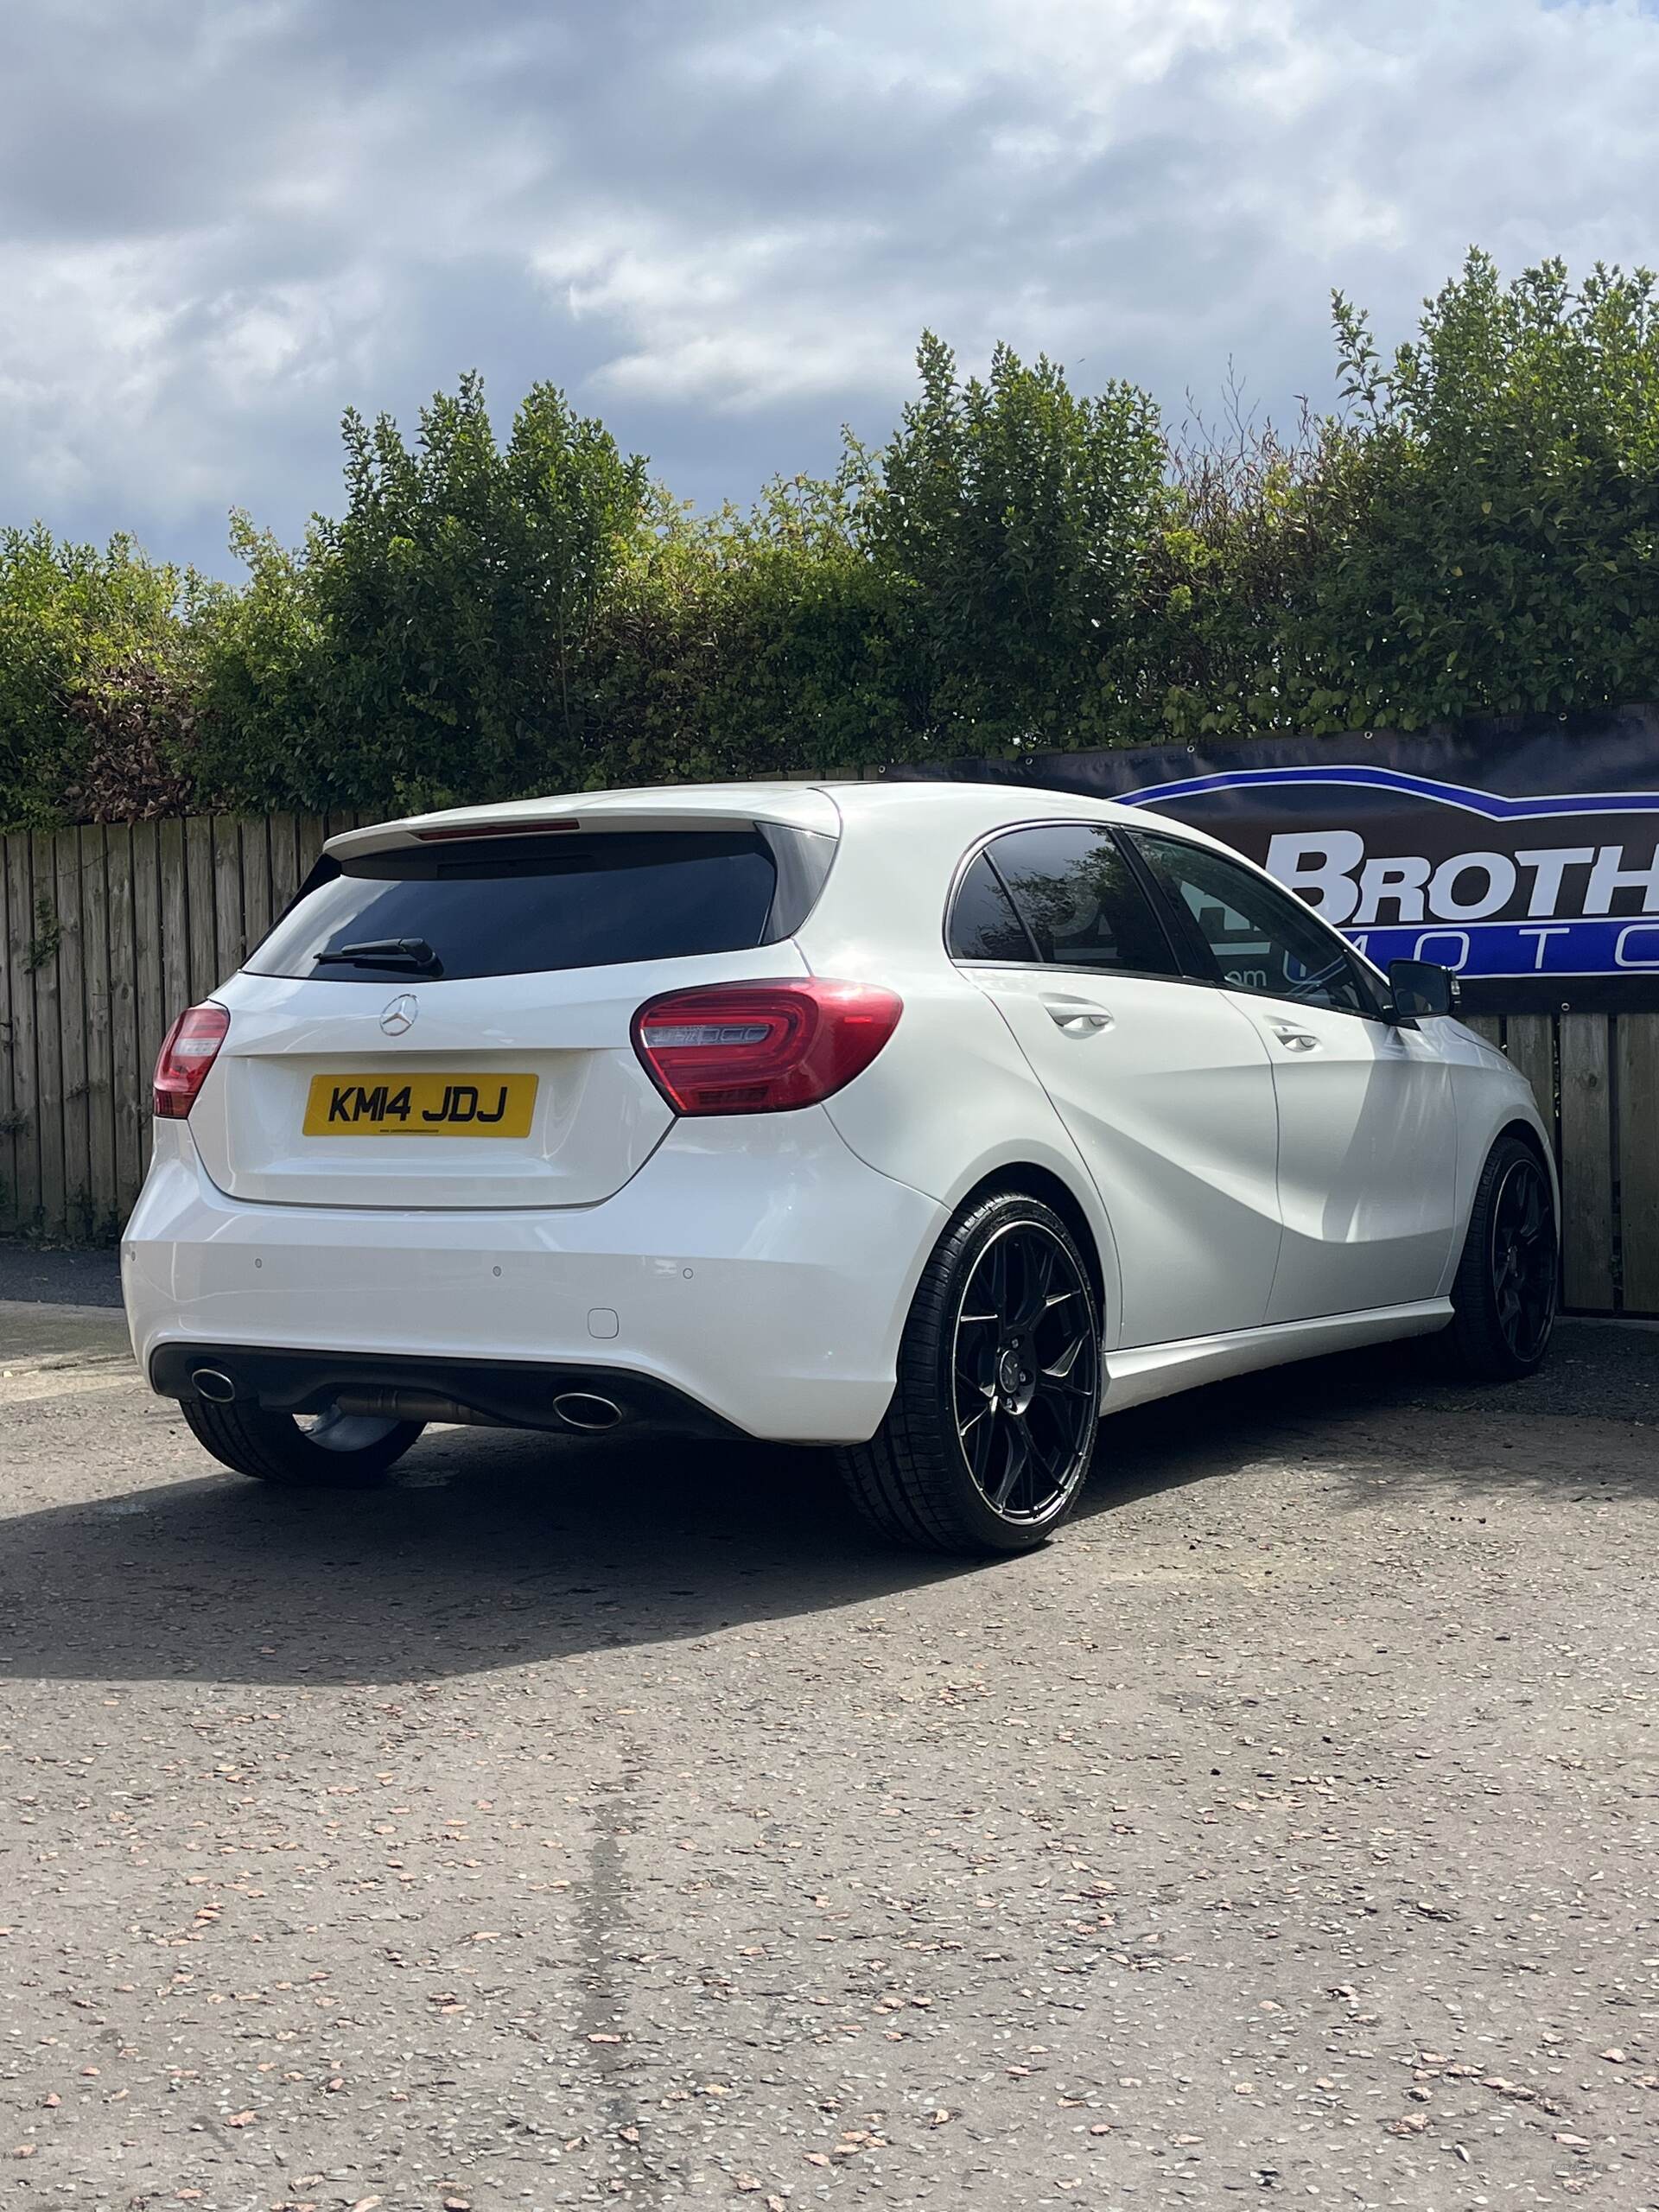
[2,0,1658,568]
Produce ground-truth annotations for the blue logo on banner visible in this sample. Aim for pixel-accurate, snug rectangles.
[1117,763,1659,985]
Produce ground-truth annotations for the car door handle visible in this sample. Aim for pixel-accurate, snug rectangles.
[1042,997,1114,1034]
[1269,1022,1322,1052]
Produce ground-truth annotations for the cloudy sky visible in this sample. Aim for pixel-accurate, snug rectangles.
[6,0,1659,575]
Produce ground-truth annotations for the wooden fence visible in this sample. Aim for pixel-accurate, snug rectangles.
[1,814,1656,1316]
[0,814,371,1246]
[1459,1012,1659,1318]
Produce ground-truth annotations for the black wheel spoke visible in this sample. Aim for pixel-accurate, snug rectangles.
[1042,1331,1088,1382]
[961,1395,997,1480]
[1023,1398,1071,1484]
[1013,1242,1055,1330]
[984,1237,1009,1322]
[989,1419,1031,1512]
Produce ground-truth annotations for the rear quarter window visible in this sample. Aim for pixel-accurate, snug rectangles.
[950,823,1179,976]
[947,851,1036,962]
[247,828,824,983]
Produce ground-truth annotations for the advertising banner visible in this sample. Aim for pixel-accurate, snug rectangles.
[894,706,1659,1012]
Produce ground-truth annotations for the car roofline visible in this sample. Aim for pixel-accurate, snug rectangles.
[321,774,1228,863]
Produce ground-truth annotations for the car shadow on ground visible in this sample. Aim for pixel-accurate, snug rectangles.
[1,1324,1652,1688]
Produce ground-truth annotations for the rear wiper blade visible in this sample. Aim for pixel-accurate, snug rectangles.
[313,937,443,976]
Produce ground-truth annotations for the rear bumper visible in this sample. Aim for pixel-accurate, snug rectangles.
[150,1342,746,1440]
[124,1114,944,1444]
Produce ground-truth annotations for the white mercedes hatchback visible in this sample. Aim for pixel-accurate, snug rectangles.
[124,780,1558,1554]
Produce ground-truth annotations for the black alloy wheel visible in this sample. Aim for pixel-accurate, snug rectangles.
[1439,1131,1558,1382]
[951,1219,1099,1524]
[836,1190,1103,1554]
[1488,1150,1556,1367]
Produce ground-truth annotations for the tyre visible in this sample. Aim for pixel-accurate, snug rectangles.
[1437,1133,1558,1381]
[181,1396,424,1488]
[837,1191,1103,1556]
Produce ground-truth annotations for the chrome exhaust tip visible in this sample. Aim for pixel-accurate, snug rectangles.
[552,1391,623,1433]
[191,1367,238,1404]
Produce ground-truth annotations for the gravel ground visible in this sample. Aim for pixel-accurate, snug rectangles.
[1,1306,1657,2211]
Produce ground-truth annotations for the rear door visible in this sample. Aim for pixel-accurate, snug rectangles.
[189,823,823,1209]
[1129,828,1459,1322]
[949,823,1285,1348]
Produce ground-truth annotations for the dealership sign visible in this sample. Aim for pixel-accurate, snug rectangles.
[901,709,1659,1011]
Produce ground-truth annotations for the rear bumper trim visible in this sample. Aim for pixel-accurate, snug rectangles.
[148,1342,747,1441]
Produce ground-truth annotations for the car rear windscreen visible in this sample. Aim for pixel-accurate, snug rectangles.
[246,830,791,983]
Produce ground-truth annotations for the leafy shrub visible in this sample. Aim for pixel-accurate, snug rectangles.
[0,527,197,826]
[3,251,1657,829]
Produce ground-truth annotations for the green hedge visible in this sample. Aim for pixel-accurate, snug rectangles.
[4,249,1659,829]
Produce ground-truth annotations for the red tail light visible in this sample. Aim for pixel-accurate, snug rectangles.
[152,1002,230,1119]
[632,979,902,1116]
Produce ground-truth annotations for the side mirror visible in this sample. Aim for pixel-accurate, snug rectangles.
[1388,957,1459,1021]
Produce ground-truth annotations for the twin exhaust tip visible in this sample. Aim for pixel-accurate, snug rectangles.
[189,1365,623,1434]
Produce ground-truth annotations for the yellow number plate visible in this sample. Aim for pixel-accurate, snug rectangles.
[303,1072,538,1139]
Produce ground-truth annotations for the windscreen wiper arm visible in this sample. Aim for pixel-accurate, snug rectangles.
[312,937,444,976]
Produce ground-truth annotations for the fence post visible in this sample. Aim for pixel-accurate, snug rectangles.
[1618,1014,1659,1315]
[1559,1014,1615,1312]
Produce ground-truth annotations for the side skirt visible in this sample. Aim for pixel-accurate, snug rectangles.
[1102,1300,1453,1415]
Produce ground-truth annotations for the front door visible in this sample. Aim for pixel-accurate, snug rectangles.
[1130,828,1459,1322]
[948,823,1285,1348]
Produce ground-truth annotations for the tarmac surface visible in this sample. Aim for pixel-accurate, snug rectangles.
[0,1243,124,1306]
[1,1294,1656,2209]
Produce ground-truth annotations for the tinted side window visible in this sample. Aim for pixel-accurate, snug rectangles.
[947,851,1036,962]
[246,830,781,983]
[1134,831,1374,1014]
[987,825,1179,976]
